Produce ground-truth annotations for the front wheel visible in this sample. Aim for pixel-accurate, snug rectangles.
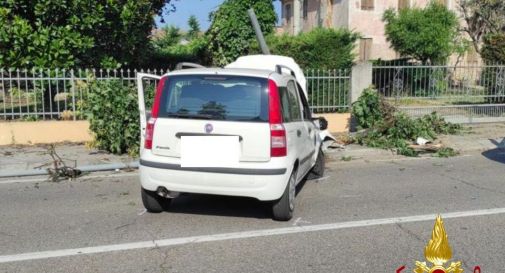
[272,169,297,221]
[307,149,325,180]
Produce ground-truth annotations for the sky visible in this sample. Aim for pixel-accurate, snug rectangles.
[156,0,282,30]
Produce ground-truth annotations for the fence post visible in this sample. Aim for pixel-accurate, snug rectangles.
[350,62,373,131]
[350,62,373,104]
[70,69,76,121]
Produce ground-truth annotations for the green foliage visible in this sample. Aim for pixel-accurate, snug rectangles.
[383,2,459,64]
[352,88,461,156]
[0,0,172,68]
[481,33,505,103]
[481,33,505,63]
[458,0,505,53]
[187,15,201,40]
[21,115,39,121]
[208,0,277,66]
[434,147,459,158]
[152,25,182,50]
[350,88,383,129]
[252,28,358,70]
[149,36,210,69]
[84,80,140,155]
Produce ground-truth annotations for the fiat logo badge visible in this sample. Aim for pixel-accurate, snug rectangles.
[204,123,213,134]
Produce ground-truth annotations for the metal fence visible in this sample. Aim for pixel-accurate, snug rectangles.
[373,63,505,103]
[305,69,351,113]
[373,62,505,123]
[0,68,168,120]
[0,68,351,120]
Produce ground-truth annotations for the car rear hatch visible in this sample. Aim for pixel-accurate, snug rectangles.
[150,74,271,162]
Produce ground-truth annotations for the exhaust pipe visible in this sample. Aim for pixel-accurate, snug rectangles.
[156,187,180,199]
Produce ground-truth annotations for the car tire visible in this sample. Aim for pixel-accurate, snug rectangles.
[272,168,297,221]
[307,149,325,180]
[141,188,171,213]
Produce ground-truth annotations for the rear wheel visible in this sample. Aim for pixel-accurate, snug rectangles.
[272,169,297,221]
[307,149,325,180]
[141,188,171,213]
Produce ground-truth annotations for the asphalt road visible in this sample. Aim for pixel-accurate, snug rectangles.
[1,150,504,273]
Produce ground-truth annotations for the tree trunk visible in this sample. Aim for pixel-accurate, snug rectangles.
[324,0,333,28]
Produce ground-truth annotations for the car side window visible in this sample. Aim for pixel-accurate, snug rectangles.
[296,83,312,120]
[278,86,291,122]
[286,80,302,121]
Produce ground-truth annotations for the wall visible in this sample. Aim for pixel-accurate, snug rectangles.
[314,113,351,133]
[0,121,93,146]
[0,114,350,147]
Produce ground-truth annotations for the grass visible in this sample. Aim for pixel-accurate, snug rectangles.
[433,147,459,158]
[341,156,352,161]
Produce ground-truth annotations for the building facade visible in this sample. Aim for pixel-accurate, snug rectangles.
[280,0,464,61]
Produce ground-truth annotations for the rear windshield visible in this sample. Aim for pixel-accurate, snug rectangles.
[159,75,269,122]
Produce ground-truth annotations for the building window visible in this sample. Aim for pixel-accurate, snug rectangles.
[361,0,374,10]
[303,0,308,19]
[285,3,292,25]
[359,38,373,61]
[398,0,410,10]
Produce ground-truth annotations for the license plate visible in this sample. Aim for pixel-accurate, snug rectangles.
[180,136,239,168]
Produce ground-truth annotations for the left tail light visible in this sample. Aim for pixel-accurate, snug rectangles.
[144,117,157,149]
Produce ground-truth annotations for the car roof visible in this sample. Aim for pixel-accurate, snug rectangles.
[164,67,277,79]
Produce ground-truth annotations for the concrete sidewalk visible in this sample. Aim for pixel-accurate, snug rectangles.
[0,123,504,172]
[0,144,133,172]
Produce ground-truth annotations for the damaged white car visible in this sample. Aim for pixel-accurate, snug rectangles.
[137,55,330,221]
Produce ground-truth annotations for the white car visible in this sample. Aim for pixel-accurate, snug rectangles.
[137,58,326,221]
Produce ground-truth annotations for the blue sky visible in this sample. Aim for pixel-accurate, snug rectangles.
[156,0,282,30]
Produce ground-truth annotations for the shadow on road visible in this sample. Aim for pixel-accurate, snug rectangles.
[167,194,271,219]
[481,138,505,164]
[164,177,312,219]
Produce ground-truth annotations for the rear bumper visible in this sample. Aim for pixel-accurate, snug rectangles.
[139,159,291,201]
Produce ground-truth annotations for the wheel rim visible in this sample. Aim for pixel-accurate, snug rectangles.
[288,172,296,211]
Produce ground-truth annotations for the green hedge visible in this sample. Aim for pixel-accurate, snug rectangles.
[252,28,359,70]
[84,80,154,156]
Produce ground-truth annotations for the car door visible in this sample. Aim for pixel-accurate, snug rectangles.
[286,80,310,179]
[296,82,318,169]
[136,73,161,154]
[277,80,300,172]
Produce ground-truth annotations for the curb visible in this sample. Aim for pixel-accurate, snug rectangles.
[0,161,139,178]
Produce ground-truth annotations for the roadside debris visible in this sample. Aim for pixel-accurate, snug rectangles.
[39,145,82,182]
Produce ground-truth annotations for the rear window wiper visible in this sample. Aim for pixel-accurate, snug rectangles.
[165,113,213,119]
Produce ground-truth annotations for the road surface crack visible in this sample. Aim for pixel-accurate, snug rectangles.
[439,173,505,195]
[395,223,423,242]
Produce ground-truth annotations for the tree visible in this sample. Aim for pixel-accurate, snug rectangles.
[207,0,277,66]
[458,0,505,54]
[187,15,201,40]
[152,25,182,49]
[0,0,174,68]
[253,28,358,70]
[481,34,505,63]
[382,2,459,64]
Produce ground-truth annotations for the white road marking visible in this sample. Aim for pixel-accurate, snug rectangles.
[0,172,138,185]
[2,207,505,264]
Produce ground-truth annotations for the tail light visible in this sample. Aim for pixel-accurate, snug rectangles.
[144,117,157,149]
[144,77,167,150]
[268,80,287,157]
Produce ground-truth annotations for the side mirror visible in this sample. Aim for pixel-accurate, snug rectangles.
[313,117,328,131]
